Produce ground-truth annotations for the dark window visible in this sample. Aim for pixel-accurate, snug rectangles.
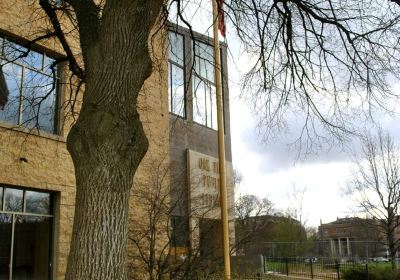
[13,215,52,280]
[0,214,12,279]
[0,186,53,280]
[168,32,185,117]
[0,35,59,134]
[0,187,3,210]
[171,215,189,248]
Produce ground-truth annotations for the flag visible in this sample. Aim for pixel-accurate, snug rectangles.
[0,66,8,110]
[217,0,226,37]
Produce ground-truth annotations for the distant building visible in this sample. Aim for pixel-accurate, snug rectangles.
[318,217,400,259]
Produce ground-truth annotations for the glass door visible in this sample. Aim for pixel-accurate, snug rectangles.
[0,186,53,280]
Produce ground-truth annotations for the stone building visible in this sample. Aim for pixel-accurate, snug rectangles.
[167,24,235,264]
[0,2,234,279]
[319,217,389,259]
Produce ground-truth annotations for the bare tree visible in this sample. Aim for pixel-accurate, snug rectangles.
[346,130,400,269]
[225,0,400,154]
[234,194,274,255]
[2,0,400,279]
[129,157,231,280]
[286,184,307,227]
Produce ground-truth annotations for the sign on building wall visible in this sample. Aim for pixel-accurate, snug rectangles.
[187,149,234,220]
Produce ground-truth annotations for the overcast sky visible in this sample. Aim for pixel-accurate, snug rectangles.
[225,38,400,228]
[226,38,400,227]
[171,1,400,228]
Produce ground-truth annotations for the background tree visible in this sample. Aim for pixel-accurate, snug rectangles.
[271,216,308,257]
[346,130,400,269]
[224,0,400,154]
[286,185,307,227]
[129,157,232,280]
[234,194,275,255]
[5,0,400,279]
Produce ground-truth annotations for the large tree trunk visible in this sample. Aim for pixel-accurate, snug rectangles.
[64,1,164,279]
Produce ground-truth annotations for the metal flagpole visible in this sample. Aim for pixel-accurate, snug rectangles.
[211,0,231,279]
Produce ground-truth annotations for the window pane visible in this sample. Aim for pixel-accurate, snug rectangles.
[43,55,56,76]
[0,63,22,125]
[0,38,58,135]
[0,214,11,280]
[0,36,4,56]
[170,64,185,117]
[4,188,23,212]
[208,84,217,130]
[21,50,43,71]
[168,32,184,66]
[22,69,56,133]
[194,41,214,82]
[193,76,206,126]
[3,40,27,61]
[26,191,51,215]
[13,215,52,280]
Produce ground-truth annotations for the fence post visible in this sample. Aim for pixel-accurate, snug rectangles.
[366,263,369,280]
[285,258,289,276]
[310,260,314,279]
[262,255,265,274]
[336,261,340,280]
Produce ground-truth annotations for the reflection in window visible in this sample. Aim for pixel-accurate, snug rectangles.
[26,191,51,215]
[193,41,218,130]
[5,188,23,212]
[168,32,185,117]
[0,35,58,134]
[194,42,214,82]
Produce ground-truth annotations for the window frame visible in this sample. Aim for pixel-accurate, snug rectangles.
[167,25,228,132]
[168,31,186,118]
[0,185,54,280]
[192,40,218,130]
[0,35,63,135]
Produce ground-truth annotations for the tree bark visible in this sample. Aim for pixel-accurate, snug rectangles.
[64,1,164,279]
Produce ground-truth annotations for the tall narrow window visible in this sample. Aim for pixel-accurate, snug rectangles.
[0,186,53,280]
[193,41,218,130]
[168,32,185,117]
[171,215,189,248]
[0,36,59,134]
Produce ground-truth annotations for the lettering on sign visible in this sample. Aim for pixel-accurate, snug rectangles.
[200,193,220,208]
[189,150,226,219]
[202,175,218,189]
[198,158,210,171]
[198,157,219,175]
[213,162,219,173]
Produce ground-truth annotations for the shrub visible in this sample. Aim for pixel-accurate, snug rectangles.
[343,266,400,280]
[380,269,400,280]
[342,269,377,280]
